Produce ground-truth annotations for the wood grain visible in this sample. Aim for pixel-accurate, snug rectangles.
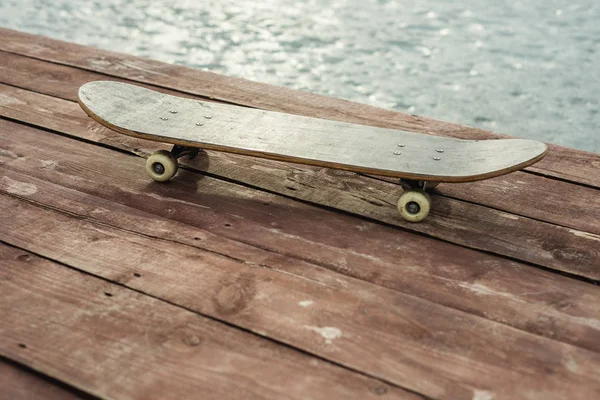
[0,30,597,188]
[0,50,199,102]
[2,164,600,356]
[0,359,92,400]
[79,81,547,182]
[0,244,413,400]
[1,98,599,280]
[3,194,600,400]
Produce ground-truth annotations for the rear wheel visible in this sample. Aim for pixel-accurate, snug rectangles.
[397,190,431,222]
[146,150,178,182]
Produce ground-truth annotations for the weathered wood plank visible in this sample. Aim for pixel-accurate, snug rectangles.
[3,165,600,357]
[0,50,200,101]
[2,190,600,400]
[0,29,598,188]
[0,359,92,400]
[1,97,599,280]
[1,57,598,233]
[0,244,411,400]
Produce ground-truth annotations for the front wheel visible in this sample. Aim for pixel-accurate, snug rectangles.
[146,150,178,182]
[397,190,431,222]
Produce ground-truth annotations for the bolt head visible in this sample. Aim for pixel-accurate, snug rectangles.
[152,162,165,175]
[406,201,420,214]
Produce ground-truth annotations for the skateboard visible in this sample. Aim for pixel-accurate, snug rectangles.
[78,81,547,222]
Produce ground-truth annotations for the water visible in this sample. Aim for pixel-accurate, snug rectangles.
[1,0,599,152]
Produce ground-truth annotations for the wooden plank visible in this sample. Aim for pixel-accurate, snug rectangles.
[2,189,600,400]
[79,81,546,182]
[1,96,600,280]
[0,30,597,188]
[3,165,600,356]
[0,50,201,101]
[1,57,598,233]
[0,359,92,400]
[0,244,412,400]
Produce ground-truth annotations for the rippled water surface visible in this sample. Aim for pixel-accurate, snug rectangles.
[1,0,598,152]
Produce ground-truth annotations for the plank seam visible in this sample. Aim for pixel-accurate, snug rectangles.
[360,172,600,233]
[0,355,101,400]
[2,116,599,286]
[0,239,431,400]
[0,49,244,106]
[3,187,600,358]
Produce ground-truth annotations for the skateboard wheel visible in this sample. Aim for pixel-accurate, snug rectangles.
[397,190,431,222]
[146,150,178,182]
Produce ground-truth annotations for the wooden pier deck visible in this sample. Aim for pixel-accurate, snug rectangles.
[1,28,599,400]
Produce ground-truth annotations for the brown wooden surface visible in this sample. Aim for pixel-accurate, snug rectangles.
[0,359,93,400]
[1,28,600,400]
[1,89,598,281]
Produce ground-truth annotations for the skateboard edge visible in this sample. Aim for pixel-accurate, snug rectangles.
[77,84,548,183]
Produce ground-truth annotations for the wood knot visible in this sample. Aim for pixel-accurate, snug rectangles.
[213,275,257,317]
[184,335,202,347]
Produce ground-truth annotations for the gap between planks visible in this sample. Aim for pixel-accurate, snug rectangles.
[0,58,598,235]
[1,112,599,284]
[0,357,97,400]
[1,242,417,400]
[2,163,600,357]
[2,193,600,400]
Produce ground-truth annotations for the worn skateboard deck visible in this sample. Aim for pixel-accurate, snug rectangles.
[78,81,547,183]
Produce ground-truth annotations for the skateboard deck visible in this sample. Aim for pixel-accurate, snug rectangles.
[78,81,547,222]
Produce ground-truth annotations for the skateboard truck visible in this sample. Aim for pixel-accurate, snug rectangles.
[145,145,201,182]
[171,144,200,160]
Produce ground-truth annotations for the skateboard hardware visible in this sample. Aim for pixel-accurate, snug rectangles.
[78,81,548,223]
[145,145,200,182]
[171,144,200,160]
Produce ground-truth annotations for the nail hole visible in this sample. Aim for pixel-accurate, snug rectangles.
[104,292,113,297]
[285,186,297,191]
[18,343,27,349]
[263,202,270,206]
[194,237,202,241]
[133,273,141,278]
[17,254,30,261]
[224,223,231,227]
[370,386,388,395]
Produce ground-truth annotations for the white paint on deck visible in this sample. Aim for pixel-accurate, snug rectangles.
[568,229,600,242]
[305,326,342,344]
[298,300,314,307]
[473,390,495,400]
[1,176,38,196]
